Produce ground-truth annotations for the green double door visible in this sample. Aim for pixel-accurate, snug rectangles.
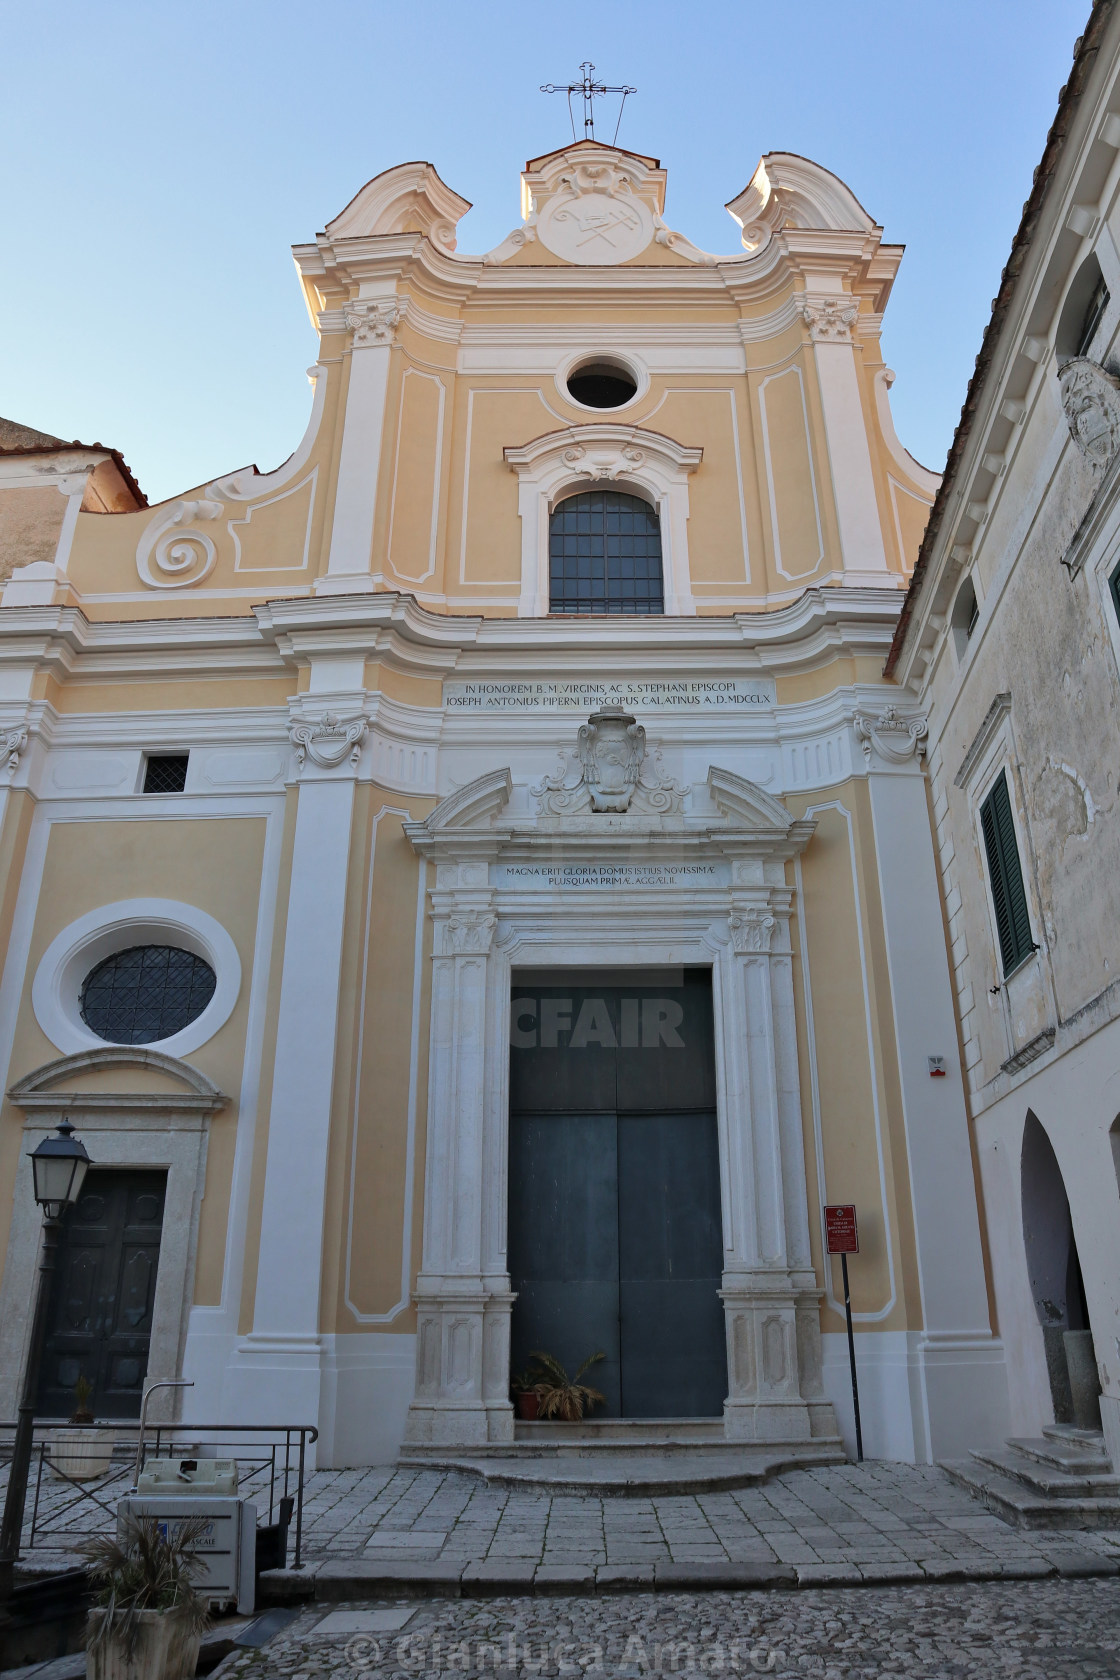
[508,971,728,1418]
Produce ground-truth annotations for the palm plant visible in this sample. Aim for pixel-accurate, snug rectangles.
[527,1350,606,1421]
[82,1513,210,1657]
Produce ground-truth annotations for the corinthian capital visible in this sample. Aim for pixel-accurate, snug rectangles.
[799,295,860,344]
[344,299,403,347]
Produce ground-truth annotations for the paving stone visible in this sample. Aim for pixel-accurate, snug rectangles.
[462,1559,538,1593]
[534,1563,597,1592]
[595,1564,655,1588]
[654,1560,796,1588]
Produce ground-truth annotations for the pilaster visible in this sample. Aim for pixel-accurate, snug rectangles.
[800,293,890,581]
[716,880,830,1440]
[405,855,515,1445]
[320,298,402,589]
[224,693,368,1438]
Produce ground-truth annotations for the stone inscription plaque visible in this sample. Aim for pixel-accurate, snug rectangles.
[444,678,775,713]
[497,862,728,891]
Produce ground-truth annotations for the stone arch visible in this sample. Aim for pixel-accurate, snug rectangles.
[1020,1109,1098,1427]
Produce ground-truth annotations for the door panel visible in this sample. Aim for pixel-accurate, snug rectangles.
[618,1112,727,1417]
[508,973,728,1419]
[508,1112,621,1414]
[38,1169,167,1419]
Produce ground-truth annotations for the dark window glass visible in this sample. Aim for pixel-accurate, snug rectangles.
[80,945,216,1045]
[566,364,637,408]
[1110,558,1120,626]
[1078,276,1110,357]
[979,772,1034,977]
[549,491,664,615]
[143,754,189,794]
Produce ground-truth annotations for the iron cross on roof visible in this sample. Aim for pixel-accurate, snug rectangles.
[540,62,637,145]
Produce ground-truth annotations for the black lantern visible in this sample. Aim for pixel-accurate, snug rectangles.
[29,1119,90,1219]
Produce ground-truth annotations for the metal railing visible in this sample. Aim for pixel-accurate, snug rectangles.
[0,1421,317,1569]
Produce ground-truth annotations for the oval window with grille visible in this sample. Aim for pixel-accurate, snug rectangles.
[80,945,217,1045]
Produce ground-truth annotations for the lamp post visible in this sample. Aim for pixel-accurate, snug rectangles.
[0,1119,91,1598]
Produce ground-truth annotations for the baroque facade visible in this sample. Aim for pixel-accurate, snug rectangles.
[0,136,1007,1467]
[890,0,1120,1473]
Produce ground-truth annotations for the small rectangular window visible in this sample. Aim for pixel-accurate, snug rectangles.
[142,753,189,794]
[980,770,1034,976]
[1110,558,1120,626]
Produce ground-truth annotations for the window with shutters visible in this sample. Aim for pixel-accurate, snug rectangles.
[979,771,1035,976]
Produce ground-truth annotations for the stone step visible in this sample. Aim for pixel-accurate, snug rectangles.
[397,1441,846,1495]
[942,1457,1120,1530]
[515,1417,725,1444]
[968,1446,1120,1501]
[1008,1436,1114,1476]
[1042,1423,1108,1453]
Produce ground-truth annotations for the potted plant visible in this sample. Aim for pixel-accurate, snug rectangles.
[49,1375,115,1482]
[510,1369,541,1421]
[527,1351,606,1421]
[82,1513,210,1680]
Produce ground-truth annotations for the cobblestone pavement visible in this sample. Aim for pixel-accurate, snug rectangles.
[217,1580,1120,1677]
[290,1463,1120,1579]
[9,1460,1120,1580]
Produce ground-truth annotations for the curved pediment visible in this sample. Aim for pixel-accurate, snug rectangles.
[409,768,512,838]
[9,1047,225,1110]
[707,766,801,834]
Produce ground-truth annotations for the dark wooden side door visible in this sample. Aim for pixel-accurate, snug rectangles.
[508,971,727,1417]
[37,1169,167,1419]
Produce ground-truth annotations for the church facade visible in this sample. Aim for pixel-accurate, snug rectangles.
[0,141,1008,1466]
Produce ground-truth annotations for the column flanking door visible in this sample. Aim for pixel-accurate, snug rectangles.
[508,971,727,1418]
[37,1169,167,1419]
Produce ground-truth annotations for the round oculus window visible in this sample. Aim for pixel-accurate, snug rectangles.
[79,944,217,1045]
[565,359,638,410]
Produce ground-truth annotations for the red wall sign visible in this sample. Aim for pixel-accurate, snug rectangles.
[824,1204,859,1254]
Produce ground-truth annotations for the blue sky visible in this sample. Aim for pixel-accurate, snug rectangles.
[1,1,1090,504]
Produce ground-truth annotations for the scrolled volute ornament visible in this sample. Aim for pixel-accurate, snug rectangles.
[135,498,224,590]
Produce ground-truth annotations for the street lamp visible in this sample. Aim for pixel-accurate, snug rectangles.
[0,1119,92,1597]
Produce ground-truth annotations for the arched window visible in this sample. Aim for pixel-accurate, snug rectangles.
[548,490,664,615]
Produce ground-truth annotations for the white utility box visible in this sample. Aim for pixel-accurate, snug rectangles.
[136,1457,239,1496]
[117,1496,256,1614]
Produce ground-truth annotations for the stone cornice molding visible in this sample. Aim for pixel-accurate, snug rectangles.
[953,692,1012,789]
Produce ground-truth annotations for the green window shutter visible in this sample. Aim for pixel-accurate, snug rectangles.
[980,771,1034,975]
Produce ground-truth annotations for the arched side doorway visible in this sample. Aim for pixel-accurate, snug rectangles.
[1021,1110,1100,1430]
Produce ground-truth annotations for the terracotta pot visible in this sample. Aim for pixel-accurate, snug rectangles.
[514,1390,540,1421]
[86,1609,201,1680]
[49,1428,116,1481]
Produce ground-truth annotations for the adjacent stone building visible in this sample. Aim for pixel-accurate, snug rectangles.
[889,0,1120,1479]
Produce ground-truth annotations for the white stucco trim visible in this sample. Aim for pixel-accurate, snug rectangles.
[504,424,703,617]
[32,898,242,1058]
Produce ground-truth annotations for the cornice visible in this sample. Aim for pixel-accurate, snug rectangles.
[0,588,902,690]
